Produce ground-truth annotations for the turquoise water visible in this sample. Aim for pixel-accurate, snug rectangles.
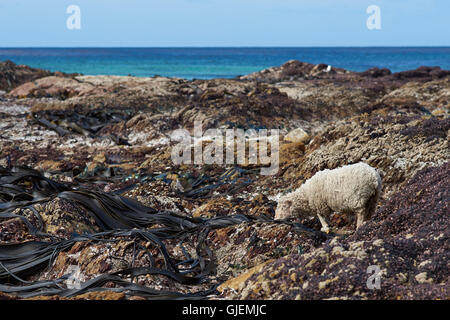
[1,47,449,79]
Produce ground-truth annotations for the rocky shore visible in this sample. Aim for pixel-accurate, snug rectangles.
[0,60,448,300]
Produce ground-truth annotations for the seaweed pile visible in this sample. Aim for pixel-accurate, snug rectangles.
[0,166,236,298]
[0,166,321,299]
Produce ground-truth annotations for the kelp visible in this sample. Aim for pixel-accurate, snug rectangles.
[0,229,213,298]
[0,167,70,236]
[30,108,131,144]
[0,273,218,299]
[0,166,69,196]
[0,240,73,281]
[31,108,132,135]
[178,167,254,199]
[73,164,126,181]
[0,166,323,299]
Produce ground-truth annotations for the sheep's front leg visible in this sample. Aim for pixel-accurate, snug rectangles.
[317,213,330,233]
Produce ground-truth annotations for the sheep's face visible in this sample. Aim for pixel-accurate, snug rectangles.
[275,198,293,220]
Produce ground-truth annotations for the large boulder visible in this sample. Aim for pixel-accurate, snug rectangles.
[9,76,94,99]
[0,60,63,92]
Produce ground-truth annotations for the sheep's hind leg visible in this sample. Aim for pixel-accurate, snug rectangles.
[317,214,330,233]
[356,208,366,230]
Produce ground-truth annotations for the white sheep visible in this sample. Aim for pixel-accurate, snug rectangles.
[275,162,382,233]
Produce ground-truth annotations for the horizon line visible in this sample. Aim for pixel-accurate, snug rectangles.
[1,46,450,49]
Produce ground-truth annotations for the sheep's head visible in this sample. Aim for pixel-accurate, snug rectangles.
[275,189,310,220]
[275,196,293,220]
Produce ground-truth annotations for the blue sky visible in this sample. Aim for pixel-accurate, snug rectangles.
[0,0,448,47]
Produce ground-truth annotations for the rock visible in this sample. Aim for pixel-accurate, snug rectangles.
[431,108,447,117]
[9,76,94,98]
[217,259,274,293]
[0,60,52,91]
[379,78,450,114]
[284,128,310,144]
[239,60,350,82]
[70,291,126,300]
[93,152,106,164]
[35,198,100,237]
[391,66,450,81]
[36,160,66,172]
[192,198,232,218]
[415,272,433,284]
[279,142,305,166]
[0,292,16,300]
[358,67,392,78]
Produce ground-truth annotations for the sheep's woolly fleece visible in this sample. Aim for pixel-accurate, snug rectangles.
[275,162,382,230]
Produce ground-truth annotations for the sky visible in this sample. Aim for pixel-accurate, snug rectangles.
[0,0,449,47]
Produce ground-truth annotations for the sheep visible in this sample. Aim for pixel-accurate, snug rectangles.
[275,162,382,233]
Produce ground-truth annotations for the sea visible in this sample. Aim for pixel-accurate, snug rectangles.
[1,47,449,80]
